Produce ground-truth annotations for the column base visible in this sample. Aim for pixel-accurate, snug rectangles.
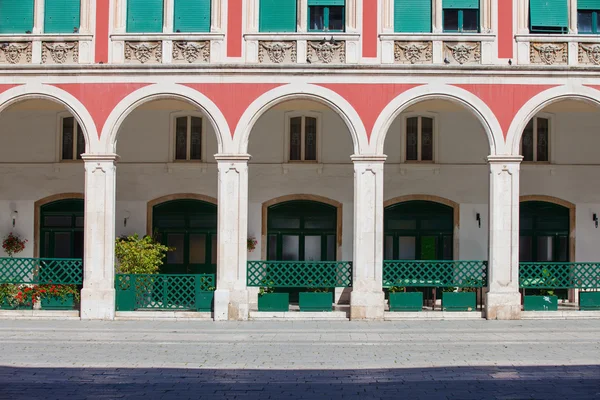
[214,289,249,321]
[350,290,385,321]
[486,292,522,320]
[80,288,116,320]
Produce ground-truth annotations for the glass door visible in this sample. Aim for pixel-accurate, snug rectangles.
[40,199,85,259]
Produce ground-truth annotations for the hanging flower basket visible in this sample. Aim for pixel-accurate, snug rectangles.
[247,237,258,252]
[2,232,27,257]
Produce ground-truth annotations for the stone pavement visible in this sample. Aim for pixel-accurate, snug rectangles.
[0,319,599,399]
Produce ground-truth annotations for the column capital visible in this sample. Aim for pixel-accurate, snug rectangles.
[487,155,523,164]
[81,153,120,163]
[351,154,387,163]
[214,154,252,163]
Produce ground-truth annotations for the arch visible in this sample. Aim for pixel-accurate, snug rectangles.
[507,85,600,156]
[101,83,231,155]
[34,193,84,258]
[372,84,504,156]
[0,84,98,152]
[233,84,368,155]
[146,193,218,236]
[261,194,343,261]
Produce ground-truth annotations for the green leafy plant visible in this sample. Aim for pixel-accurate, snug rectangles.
[36,284,80,302]
[306,287,329,293]
[0,284,19,307]
[259,280,274,296]
[115,234,171,274]
[2,232,27,257]
[388,286,406,293]
[13,285,38,306]
[442,287,456,293]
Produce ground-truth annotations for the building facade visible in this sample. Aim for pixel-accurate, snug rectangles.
[1,0,600,320]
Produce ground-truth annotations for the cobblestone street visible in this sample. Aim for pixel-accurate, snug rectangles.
[0,319,599,399]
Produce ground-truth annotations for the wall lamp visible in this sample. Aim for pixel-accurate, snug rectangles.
[123,211,130,228]
[476,213,481,228]
[594,213,598,229]
[10,211,18,228]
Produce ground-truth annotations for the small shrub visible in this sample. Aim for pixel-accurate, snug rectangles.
[115,234,171,274]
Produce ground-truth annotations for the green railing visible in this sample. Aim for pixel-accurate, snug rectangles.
[115,274,215,311]
[247,261,353,288]
[0,257,83,285]
[520,263,600,289]
[383,260,488,288]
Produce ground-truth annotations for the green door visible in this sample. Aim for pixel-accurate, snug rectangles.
[153,200,217,275]
[40,199,84,259]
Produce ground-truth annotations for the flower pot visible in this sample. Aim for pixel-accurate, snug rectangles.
[299,292,333,312]
[196,291,214,312]
[258,293,289,312]
[41,295,75,310]
[442,292,476,312]
[523,295,558,311]
[389,292,423,312]
[580,292,600,311]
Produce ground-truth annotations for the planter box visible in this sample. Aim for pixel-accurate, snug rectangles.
[299,292,333,312]
[196,292,214,312]
[580,292,600,311]
[523,295,558,311]
[442,292,476,311]
[389,292,423,312]
[41,295,76,310]
[258,293,289,312]
[1,298,31,310]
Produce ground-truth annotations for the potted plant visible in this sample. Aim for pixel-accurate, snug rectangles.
[580,290,600,311]
[523,269,559,311]
[247,237,258,253]
[388,286,422,312]
[2,232,27,257]
[299,287,332,312]
[257,280,289,312]
[12,285,37,310]
[442,287,476,311]
[38,284,80,310]
[0,284,20,309]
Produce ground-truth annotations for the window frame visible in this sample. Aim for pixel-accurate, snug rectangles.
[402,113,437,163]
[442,8,480,33]
[169,112,206,162]
[307,2,346,32]
[577,9,600,34]
[57,112,85,162]
[521,114,553,163]
[284,111,322,163]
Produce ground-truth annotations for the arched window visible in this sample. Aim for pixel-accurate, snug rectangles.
[519,201,569,263]
[40,199,84,259]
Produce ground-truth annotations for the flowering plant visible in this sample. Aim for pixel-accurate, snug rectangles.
[36,284,80,302]
[0,284,20,307]
[2,232,27,257]
[247,237,258,252]
[14,286,38,306]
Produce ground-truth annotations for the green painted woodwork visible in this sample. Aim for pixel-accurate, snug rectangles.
[580,292,600,310]
[442,292,476,311]
[259,0,297,32]
[40,199,84,261]
[0,298,30,310]
[579,0,600,9]
[258,293,290,312]
[382,260,488,288]
[394,0,432,33]
[40,294,75,310]
[44,0,81,33]
[115,273,215,311]
[523,295,558,311]
[0,258,83,285]
[519,263,600,289]
[308,0,345,5]
[442,0,478,8]
[529,0,568,32]
[388,292,423,312]
[174,0,210,32]
[520,201,569,263]
[247,261,352,288]
[0,0,34,34]
[196,291,213,312]
[299,292,333,311]
[127,0,163,33]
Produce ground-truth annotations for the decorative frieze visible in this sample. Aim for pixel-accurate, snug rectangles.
[42,42,79,64]
[0,42,32,64]
[444,42,481,65]
[530,43,567,65]
[172,41,210,64]
[307,40,345,64]
[258,41,297,64]
[394,41,432,64]
[125,41,162,64]
[578,44,600,66]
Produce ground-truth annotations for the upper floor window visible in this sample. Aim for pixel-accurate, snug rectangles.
[443,0,479,33]
[61,116,85,161]
[44,0,81,34]
[394,0,432,33]
[259,0,297,32]
[174,116,202,161]
[308,0,345,32]
[127,0,164,33]
[578,1,600,34]
[405,116,434,162]
[521,117,549,162]
[529,0,568,34]
[174,0,211,33]
[0,0,34,34]
[288,115,318,162]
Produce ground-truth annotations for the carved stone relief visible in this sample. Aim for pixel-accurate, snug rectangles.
[394,41,432,64]
[125,41,162,64]
[172,41,210,64]
[0,42,32,64]
[530,43,567,65]
[444,42,481,65]
[42,42,79,64]
[307,40,345,64]
[578,44,600,66]
[258,41,297,64]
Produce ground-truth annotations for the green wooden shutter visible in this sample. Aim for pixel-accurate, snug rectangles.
[44,0,81,34]
[174,0,210,32]
[443,0,479,9]
[308,0,345,5]
[394,0,431,33]
[127,0,163,33]
[259,0,297,32]
[530,0,568,29]
[579,0,600,10]
[0,0,34,34]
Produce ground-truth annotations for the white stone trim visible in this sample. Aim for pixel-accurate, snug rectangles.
[55,110,86,163]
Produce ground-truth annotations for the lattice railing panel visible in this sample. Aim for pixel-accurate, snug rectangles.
[0,258,82,285]
[247,261,353,288]
[520,263,600,289]
[383,260,488,288]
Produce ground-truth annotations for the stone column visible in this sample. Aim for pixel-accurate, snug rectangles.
[80,154,118,320]
[350,155,387,320]
[486,156,522,320]
[214,154,251,321]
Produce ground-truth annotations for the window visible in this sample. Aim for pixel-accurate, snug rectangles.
[405,116,434,162]
[308,0,345,32]
[521,117,549,162]
[394,0,432,33]
[44,0,81,34]
[0,0,34,34]
[442,0,479,33]
[578,1,600,34]
[259,0,297,32]
[127,0,163,33]
[174,116,202,161]
[174,0,210,33]
[61,117,85,161]
[529,0,568,33]
[288,116,318,162]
